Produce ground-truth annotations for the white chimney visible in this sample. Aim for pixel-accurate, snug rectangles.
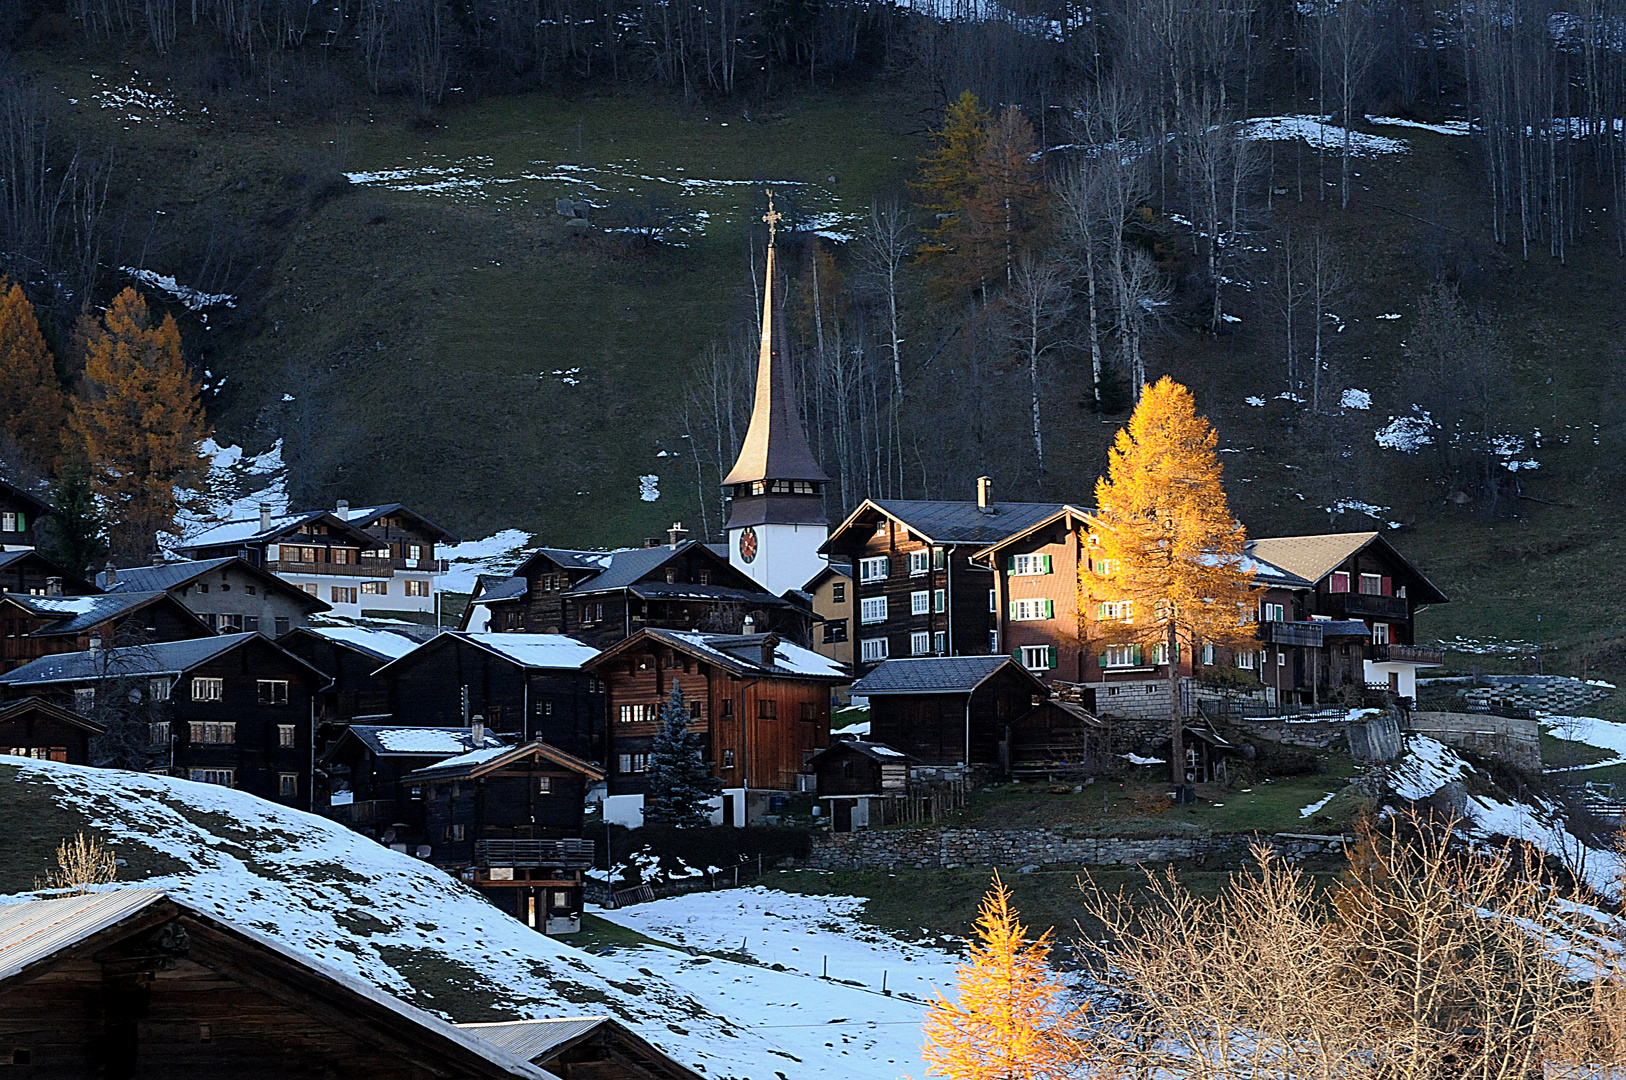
[976,476,995,514]
[336,499,350,520]
[88,634,102,654]
[471,717,486,746]
[259,504,272,532]
[742,614,756,633]
[667,521,687,549]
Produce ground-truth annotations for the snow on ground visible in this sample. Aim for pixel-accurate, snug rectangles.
[1299,792,1338,818]
[1544,714,1626,771]
[1238,115,1410,156]
[1244,395,1266,406]
[639,474,660,502]
[439,529,537,592]
[1437,635,1536,656]
[0,757,896,1080]
[1365,115,1472,136]
[170,438,289,543]
[1340,388,1372,410]
[1375,409,1435,452]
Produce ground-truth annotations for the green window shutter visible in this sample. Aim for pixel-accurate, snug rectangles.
[1043,599,1055,619]
[1008,601,1018,620]
[1132,645,1143,666]
[1012,647,1023,663]
[1171,642,1180,662]
[1007,555,1016,573]
[1042,554,1053,574]
[1047,646,1057,669]
[1098,651,1108,668]
[1097,602,1108,619]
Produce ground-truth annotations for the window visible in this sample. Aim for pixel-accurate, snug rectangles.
[361,581,387,595]
[217,614,243,633]
[860,637,889,663]
[1095,558,1120,577]
[689,701,702,720]
[189,722,236,744]
[934,630,947,654]
[911,631,931,656]
[1360,573,1384,596]
[1260,602,1285,622]
[989,589,997,613]
[911,590,930,615]
[189,769,234,787]
[932,547,947,570]
[722,748,736,768]
[144,677,170,702]
[908,550,930,576]
[1236,649,1257,670]
[822,619,848,644]
[827,581,846,605]
[1152,643,1177,666]
[302,583,318,597]
[579,602,605,624]
[331,548,354,564]
[278,773,298,797]
[758,700,777,719]
[1010,554,1053,576]
[859,556,889,583]
[1330,571,1351,593]
[721,699,733,718]
[244,616,260,632]
[191,677,223,702]
[1020,645,1058,671]
[932,589,946,614]
[445,824,465,841]
[1103,645,1140,669]
[619,704,652,724]
[274,617,290,637]
[1010,598,1054,621]
[860,596,888,625]
[149,722,169,747]
[331,586,357,604]
[409,545,423,561]
[1202,643,1215,665]
[697,569,712,586]
[537,776,552,794]
[197,583,210,594]
[873,520,889,537]
[1098,601,1133,622]
[617,754,649,774]
[73,687,94,713]
[408,579,432,597]
[1372,622,1391,645]
[1278,650,1288,666]
[277,724,296,748]
[1,511,22,532]
[800,701,818,721]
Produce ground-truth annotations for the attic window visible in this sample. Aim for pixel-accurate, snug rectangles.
[665,568,678,584]
[873,520,888,538]
[698,570,711,586]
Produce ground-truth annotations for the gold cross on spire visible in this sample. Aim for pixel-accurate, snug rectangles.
[762,189,782,244]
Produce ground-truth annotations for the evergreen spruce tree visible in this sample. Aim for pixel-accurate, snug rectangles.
[42,465,107,576]
[644,684,721,828]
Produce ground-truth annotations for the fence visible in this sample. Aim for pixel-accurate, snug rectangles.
[602,854,781,909]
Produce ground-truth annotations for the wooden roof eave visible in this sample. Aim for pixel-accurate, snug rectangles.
[968,505,1098,562]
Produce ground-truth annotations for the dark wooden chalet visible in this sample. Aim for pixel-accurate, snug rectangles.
[806,738,913,832]
[462,574,529,632]
[0,549,96,598]
[172,506,380,572]
[372,633,604,761]
[0,697,104,763]
[277,625,427,724]
[319,723,507,840]
[0,633,326,808]
[469,539,808,650]
[851,655,1049,769]
[820,480,1069,673]
[0,889,555,1079]
[340,500,458,573]
[0,589,213,674]
[0,476,48,549]
[460,1017,705,1080]
[98,556,330,636]
[584,628,847,825]
[408,742,604,935]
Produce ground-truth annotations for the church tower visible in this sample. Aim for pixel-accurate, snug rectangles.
[723,193,831,596]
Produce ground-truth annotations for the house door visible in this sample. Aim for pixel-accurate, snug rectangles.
[723,792,736,826]
[526,892,537,928]
[833,800,854,833]
[1388,671,1399,693]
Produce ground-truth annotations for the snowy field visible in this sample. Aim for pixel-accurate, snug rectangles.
[0,758,931,1080]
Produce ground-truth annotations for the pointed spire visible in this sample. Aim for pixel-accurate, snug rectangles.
[722,190,830,486]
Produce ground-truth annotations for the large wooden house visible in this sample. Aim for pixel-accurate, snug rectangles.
[407,741,603,935]
[0,697,104,763]
[584,628,847,826]
[0,477,48,549]
[277,625,426,725]
[319,723,507,838]
[0,633,326,807]
[97,556,330,637]
[0,589,213,674]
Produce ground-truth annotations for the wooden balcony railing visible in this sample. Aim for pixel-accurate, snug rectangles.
[475,838,595,868]
[265,560,393,578]
[1326,592,1409,620]
[1371,643,1444,666]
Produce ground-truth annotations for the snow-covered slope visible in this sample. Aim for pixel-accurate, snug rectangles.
[0,757,925,1079]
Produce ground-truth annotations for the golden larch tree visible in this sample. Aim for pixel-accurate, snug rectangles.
[919,876,1084,1080]
[69,288,210,558]
[1087,377,1257,783]
[0,279,68,471]
[914,91,993,273]
[964,105,1048,289]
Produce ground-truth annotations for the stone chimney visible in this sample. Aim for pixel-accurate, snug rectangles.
[976,476,995,514]
[259,504,272,532]
[667,522,688,549]
[87,633,102,654]
[103,560,116,587]
[761,632,780,668]
[45,576,62,596]
[151,553,166,567]
[471,717,486,746]
[336,499,350,521]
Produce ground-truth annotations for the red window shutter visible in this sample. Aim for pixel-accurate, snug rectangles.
[1382,576,1393,596]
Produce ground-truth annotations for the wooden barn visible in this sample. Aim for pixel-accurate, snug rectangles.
[806,739,914,831]
[0,889,560,1079]
[0,590,213,674]
[0,697,104,763]
[460,1018,704,1080]
[318,723,508,839]
[408,741,604,935]
[852,655,1049,770]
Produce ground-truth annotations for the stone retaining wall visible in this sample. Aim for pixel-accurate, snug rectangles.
[805,827,1345,870]
[1406,711,1541,771]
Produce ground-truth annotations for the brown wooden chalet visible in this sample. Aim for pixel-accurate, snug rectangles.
[338,500,459,571]
[820,479,1070,672]
[173,506,380,572]
[320,723,508,839]
[466,538,808,650]
[277,625,427,724]
[97,556,331,636]
[0,633,326,807]
[0,549,97,598]
[850,655,1050,770]
[407,741,604,935]
[0,476,48,549]
[371,633,604,762]
[460,1017,704,1080]
[584,627,847,824]
[0,889,557,1079]
[806,739,914,831]
[0,697,105,763]
[0,589,213,674]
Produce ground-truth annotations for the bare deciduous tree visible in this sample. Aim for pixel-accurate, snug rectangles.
[1002,253,1070,487]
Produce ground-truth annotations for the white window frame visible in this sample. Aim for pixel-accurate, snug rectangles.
[1372,622,1391,645]
[934,630,947,654]
[933,589,946,613]
[859,556,889,583]
[1010,598,1053,622]
[910,590,930,616]
[257,679,289,706]
[360,581,388,595]
[1235,649,1256,670]
[1011,554,1052,576]
[277,724,297,748]
[910,631,931,656]
[1102,645,1137,669]
[1202,642,1215,665]
[149,721,170,747]
[988,589,997,613]
[1,512,20,531]
[1360,573,1384,596]
[148,678,171,701]
[189,768,234,787]
[1098,600,1133,622]
[908,550,931,576]
[1019,645,1055,671]
[278,773,299,797]
[405,579,431,597]
[189,721,236,745]
[191,677,223,702]
[860,596,888,626]
[860,637,889,663]
[1260,602,1285,622]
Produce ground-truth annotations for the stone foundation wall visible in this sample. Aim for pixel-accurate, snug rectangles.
[805,827,1347,870]
[1406,712,1541,771]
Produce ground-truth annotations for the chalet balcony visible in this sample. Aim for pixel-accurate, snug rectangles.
[475,838,595,869]
[1371,643,1445,666]
[265,559,393,578]
[345,798,399,826]
[1258,621,1325,647]
[361,557,451,574]
[1325,592,1410,620]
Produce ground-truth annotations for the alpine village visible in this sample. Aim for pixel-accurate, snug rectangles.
[3,1,1626,1073]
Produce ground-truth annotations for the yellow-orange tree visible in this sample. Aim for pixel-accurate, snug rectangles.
[914,91,992,280]
[69,288,209,558]
[919,876,1084,1080]
[1088,377,1257,783]
[0,279,68,471]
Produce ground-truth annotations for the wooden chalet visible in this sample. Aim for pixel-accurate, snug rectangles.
[340,501,458,573]
[584,627,847,825]
[462,574,529,632]
[468,538,808,650]
[277,625,426,724]
[0,589,213,674]
[319,723,508,840]
[407,741,604,935]
[851,655,1049,770]
[0,477,48,549]
[461,1017,704,1080]
[0,889,556,1079]
[97,556,330,637]
[0,549,96,598]
[0,633,326,807]
[819,479,1068,672]
[806,739,914,831]
[0,697,104,763]
[371,633,604,762]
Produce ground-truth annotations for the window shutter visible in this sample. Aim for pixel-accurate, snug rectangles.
[1007,555,1016,573]
[1046,646,1057,669]
[1382,576,1393,596]
[1009,601,1017,620]
[1043,599,1055,619]
[1098,651,1109,668]
[1012,647,1023,663]
[1171,641,1180,662]
[1132,645,1143,666]
[1098,602,1108,619]
[1042,554,1053,574]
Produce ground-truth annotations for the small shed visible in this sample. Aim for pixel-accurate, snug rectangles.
[852,655,1049,770]
[1007,699,1111,780]
[806,739,914,831]
[0,697,104,763]
[460,1017,705,1080]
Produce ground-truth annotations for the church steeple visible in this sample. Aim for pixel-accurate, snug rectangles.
[723,191,831,595]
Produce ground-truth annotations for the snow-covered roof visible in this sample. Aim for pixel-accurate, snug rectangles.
[371,632,600,677]
[0,633,302,686]
[343,725,507,758]
[4,591,187,636]
[176,509,331,548]
[459,1017,703,1077]
[340,503,460,542]
[408,740,605,781]
[810,739,914,765]
[623,629,849,680]
[98,557,330,610]
[296,626,425,661]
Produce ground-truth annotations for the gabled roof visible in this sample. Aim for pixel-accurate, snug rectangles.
[0,549,97,593]
[460,1016,705,1079]
[0,696,106,735]
[342,503,460,543]
[516,542,777,602]
[470,575,528,604]
[0,890,553,1079]
[823,499,1072,552]
[2,590,212,638]
[969,504,1096,559]
[0,633,325,687]
[801,562,852,592]
[97,556,331,613]
[852,655,1046,696]
[566,543,724,594]
[408,739,606,782]
[586,628,848,681]
[371,632,600,678]
[1246,532,1448,603]
[282,625,427,662]
[809,738,915,764]
[331,724,508,760]
[175,509,378,552]
[0,475,49,515]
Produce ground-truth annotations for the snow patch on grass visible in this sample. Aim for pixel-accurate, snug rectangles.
[1375,409,1434,452]
[639,475,660,502]
[439,529,537,592]
[1543,715,1626,771]
[1365,115,1471,136]
[1238,115,1410,156]
[1340,388,1372,410]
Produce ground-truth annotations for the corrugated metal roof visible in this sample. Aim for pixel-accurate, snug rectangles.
[868,500,1070,545]
[460,1017,609,1060]
[0,889,169,986]
[99,557,235,592]
[852,655,1023,694]
[296,626,425,661]
[472,575,528,603]
[566,545,688,593]
[0,633,258,685]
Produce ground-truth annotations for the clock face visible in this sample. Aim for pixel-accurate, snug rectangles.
[739,526,759,563]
